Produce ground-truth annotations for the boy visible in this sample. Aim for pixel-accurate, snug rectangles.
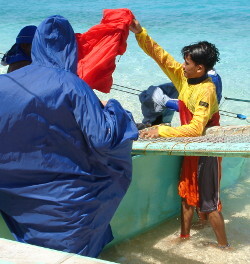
[130,19,229,248]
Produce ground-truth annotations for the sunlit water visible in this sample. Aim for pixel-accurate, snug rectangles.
[0,1,249,263]
[100,176,250,264]
[0,0,249,125]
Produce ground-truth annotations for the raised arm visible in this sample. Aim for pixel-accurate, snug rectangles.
[130,19,184,92]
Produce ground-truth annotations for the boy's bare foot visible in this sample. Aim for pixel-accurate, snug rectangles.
[202,241,233,251]
[170,235,191,244]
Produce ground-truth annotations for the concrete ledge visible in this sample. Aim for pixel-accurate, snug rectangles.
[0,238,116,264]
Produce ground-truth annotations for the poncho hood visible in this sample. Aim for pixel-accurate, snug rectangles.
[32,15,77,73]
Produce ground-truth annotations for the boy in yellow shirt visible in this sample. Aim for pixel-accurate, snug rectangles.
[130,19,230,248]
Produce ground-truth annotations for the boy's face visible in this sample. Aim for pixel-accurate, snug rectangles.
[182,55,205,79]
[20,43,32,57]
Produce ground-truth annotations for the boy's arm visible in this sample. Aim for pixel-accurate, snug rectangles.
[134,27,183,92]
[158,86,218,137]
[140,85,218,138]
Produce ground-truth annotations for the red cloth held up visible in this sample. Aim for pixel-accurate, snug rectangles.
[75,9,134,93]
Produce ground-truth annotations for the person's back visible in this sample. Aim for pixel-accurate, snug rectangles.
[0,15,138,257]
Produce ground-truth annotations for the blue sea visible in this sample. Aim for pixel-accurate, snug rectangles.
[0,0,250,125]
[0,0,249,263]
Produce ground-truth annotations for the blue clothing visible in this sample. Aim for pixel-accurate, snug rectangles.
[0,15,138,257]
[165,99,179,112]
[1,25,37,66]
[209,73,222,104]
[1,44,32,66]
[139,83,178,124]
[16,25,37,44]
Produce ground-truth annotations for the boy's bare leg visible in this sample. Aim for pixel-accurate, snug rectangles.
[181,199,195,236]
[193,207,209,229]
[208,210,228,246]
[196,207,208,221]
[198,211,208,221]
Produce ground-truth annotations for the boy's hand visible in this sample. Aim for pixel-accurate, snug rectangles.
[140,127,159,139]
[129,19,143,34]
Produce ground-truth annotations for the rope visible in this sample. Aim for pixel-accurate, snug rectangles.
[117,55,122,63]
[111,87,138,96]
[220,113,238,119]
[224,97,250,103]
[113,83,142,93]
[111,84,248,121]
[220,110,247,120]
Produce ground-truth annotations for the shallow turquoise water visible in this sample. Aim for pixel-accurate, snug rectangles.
[0,2,249,262]
[0,0,249,124]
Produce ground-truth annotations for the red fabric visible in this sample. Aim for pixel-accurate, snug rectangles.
[178,100,220,126]
[178,100,221,207]
[178,100,193,126]
[206,111,220,127]
[178,100,199,206]
[179,156,200,206]
[75,9,134,93]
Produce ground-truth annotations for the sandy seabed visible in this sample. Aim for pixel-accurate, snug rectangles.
[100,177,250,264]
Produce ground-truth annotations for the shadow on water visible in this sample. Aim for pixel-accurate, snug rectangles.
[99,176,250,264]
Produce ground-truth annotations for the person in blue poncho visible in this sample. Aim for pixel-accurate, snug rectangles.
[0,15,138,257]
[1,25,37,73]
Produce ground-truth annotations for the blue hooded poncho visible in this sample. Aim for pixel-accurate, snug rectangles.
[0,15,138,257]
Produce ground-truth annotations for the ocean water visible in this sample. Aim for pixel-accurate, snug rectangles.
[0,0,249,125]
[0,0,249,263]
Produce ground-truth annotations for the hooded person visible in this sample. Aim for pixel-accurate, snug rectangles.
[1,25,37,73]
[0,15,138,257]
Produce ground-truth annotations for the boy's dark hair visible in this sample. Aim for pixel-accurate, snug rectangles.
[181,41,220,71]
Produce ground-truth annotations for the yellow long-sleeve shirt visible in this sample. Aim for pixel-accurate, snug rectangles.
[136,28,219,137]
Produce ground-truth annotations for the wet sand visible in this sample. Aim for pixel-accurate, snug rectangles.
[99,177,250,264]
